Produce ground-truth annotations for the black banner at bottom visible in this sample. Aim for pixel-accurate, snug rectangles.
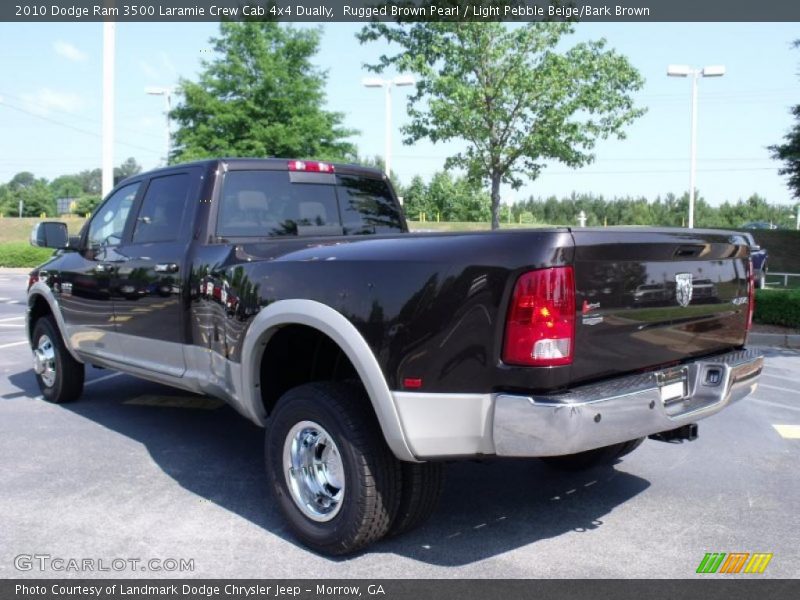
[4,579,800,600]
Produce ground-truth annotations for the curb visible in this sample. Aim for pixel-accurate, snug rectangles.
[749,332,800,349]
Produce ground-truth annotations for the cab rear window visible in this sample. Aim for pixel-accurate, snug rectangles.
[217,170,403,238]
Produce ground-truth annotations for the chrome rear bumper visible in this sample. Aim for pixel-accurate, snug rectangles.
[493,349,763,457]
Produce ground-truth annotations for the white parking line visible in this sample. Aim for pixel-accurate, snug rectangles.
[751,397,800,412]
[0,316,24,322]
[0,323,24,327]
[84,372,123,387]
[0,340,28,349]
[773,424,800,439]
[763,372,800,385]
[757,382,800,396]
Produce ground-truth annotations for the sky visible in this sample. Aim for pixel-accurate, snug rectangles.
[0,21,799,208]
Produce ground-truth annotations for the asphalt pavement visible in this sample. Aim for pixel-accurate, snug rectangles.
[1,270,798,578]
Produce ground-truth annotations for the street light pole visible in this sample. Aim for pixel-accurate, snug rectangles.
[145,87,173,165]
[689,70,698,229]
[384,83,392,178]
[102,22,115,198]
[667,64,725,229]
[362,75,415,178]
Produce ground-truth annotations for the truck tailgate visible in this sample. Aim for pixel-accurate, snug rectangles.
[570,228,751,384]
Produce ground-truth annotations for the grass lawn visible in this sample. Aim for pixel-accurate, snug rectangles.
[0,216,86,244]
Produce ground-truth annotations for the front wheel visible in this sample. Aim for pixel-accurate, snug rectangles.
[31,316,84,403]
[265,382,401,555]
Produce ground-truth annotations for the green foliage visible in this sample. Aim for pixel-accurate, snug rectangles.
[398,171,490,221]
[0,242,54,268]
[115,157,143,183]
[755,289,800,328]
[74,195,102,216]
[50,175,83,200]
[0,178,55,217]
[352,155,401,189]
[171,22,356,163]
[359,21,645,228]
[769,40,800,201]
[509,191,796,229]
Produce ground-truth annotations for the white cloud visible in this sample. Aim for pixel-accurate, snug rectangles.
[20,88,83,116]
[53,40,87,62]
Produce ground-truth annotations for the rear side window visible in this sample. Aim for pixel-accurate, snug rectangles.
[337,175,404,235]
[132,174,190,244]
[217,170,403,238]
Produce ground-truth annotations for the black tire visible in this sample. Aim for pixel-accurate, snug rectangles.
[31,315,84,404]
[265,382,401,555]
[541,437,645,471]
[388,461,444,537]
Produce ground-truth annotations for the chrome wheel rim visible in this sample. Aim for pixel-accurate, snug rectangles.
[283,420,345,522]
[33,334,56,388]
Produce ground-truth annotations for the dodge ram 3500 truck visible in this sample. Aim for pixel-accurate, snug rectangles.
[27,158,763,555]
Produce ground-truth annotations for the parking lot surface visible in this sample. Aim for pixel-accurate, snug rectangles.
[1,270,798,578]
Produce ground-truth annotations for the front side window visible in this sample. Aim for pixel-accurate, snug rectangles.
[132,174,190,244]
[87,183,139,247]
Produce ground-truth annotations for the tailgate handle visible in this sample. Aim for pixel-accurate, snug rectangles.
[674,245,703,258]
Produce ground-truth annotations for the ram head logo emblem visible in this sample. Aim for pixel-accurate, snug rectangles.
[675,273,693,307]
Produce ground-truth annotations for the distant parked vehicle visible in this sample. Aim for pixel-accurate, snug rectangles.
[741,221,777,230]
[742,232,768,288]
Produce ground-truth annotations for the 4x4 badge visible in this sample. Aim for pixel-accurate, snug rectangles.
[675,273,693,307]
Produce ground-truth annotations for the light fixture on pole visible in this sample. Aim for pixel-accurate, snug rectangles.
[145,86,174,165]
[667,64,725,229]
[362,75,416,178]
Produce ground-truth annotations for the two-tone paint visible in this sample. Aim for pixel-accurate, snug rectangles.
[27,159,758,462]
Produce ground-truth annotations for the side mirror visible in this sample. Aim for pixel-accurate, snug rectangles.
[30,222,69,249]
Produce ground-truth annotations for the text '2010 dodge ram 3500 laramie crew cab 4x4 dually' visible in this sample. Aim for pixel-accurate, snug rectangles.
[27,158,763,555]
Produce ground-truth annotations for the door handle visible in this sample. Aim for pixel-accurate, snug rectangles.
[154,263,179,274]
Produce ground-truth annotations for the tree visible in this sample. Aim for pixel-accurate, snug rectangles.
[769,40,800,201]
[50,175,83,200]
[114,157,142,183]
[0,175,55,217]
[171,22,356,163]
[359,21,645,228]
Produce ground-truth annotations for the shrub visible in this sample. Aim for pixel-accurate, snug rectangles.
[754,288,800,329]
[0,243,55,268]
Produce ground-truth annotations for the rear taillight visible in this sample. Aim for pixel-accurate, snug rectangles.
[287,160,334,173]
[746,258,755,331]
[502,267,575,366]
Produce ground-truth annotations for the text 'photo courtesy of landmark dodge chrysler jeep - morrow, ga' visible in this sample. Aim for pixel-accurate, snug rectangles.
[27,158,763,555]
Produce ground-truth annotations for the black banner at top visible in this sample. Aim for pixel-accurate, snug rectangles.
[3,0,800,23]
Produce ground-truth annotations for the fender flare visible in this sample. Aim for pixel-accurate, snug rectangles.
[27,282,84,363]
[239,299,416,462]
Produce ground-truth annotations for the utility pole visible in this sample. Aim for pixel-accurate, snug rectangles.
[102,20,115,198]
